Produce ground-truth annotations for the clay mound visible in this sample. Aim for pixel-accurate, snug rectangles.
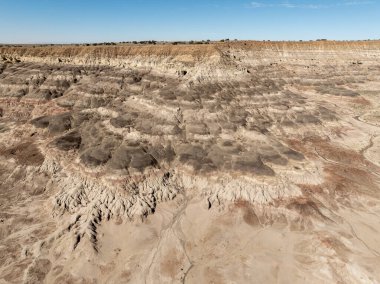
[0,141,44,166]
[1,41,380,283]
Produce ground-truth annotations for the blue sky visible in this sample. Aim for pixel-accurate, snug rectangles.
[0,0,379,43]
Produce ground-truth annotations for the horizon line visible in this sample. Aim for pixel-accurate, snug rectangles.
[1,38,380,46]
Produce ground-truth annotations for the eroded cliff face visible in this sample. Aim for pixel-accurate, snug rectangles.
[1,42,380,283]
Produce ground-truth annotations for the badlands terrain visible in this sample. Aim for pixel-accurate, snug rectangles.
[0,41,380,283]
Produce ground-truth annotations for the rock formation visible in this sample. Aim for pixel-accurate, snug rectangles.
[0,41,380,283]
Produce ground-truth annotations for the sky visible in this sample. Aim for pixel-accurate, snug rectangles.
[0,0,379,43]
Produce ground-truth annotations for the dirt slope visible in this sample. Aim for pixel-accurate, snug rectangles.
[1,41,380,283]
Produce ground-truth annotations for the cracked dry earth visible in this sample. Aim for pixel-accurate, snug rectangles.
[0,41,380,283]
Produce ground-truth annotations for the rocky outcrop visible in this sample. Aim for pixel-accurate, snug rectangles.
[1,42,380,283]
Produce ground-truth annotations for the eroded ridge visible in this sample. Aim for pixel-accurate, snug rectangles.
[1,42,380,283]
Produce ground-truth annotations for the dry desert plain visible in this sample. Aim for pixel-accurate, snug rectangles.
[0,41,380,283]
